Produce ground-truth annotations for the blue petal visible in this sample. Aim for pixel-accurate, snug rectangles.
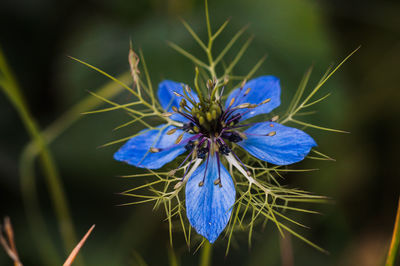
[158,80,199,123]
[185,155,236,243]
[225,76,281,121]
[238,122,316,165]
[114,124,189,169]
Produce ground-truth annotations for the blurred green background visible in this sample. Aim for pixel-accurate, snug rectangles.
[0,0,399,265]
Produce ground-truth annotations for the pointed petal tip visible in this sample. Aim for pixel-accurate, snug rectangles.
[185,156,236,244]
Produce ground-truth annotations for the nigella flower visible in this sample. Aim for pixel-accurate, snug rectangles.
[114,76,316,243]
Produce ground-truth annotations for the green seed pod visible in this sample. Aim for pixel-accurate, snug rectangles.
[206,112,213,122]
[199,116,205,125]
[211,110,217,120]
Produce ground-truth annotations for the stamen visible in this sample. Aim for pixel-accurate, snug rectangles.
[216,152,222,187]
[161,112,173,117]
[261,98,271,104]
[199,142,211,187]
[173,91,183,97]
[166,128,177,135]
[237,131,248,140]
[168,169,177,176]
[175,158,202,189]
[267,131,276,136]
[244,87,251,96]
[175,133,184,144]
[235,103,250,109]
[150,147,159,153]
[184,84,191,93]
[228,98,235,108]
[225,153,253,183]
[271,115,279,122]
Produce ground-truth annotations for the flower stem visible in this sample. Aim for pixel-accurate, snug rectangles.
[385,197,400,266]
[199,241,212,266]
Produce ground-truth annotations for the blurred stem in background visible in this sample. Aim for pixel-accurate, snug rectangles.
[385,197,400,266]
[0,46,79,265]
[0,46,129,265]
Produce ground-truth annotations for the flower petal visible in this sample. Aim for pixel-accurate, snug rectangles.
[158,80,199,123]
[225,76,281,121]
[114,124,189,169]
[238,122,316,165]
[185,155,236,243]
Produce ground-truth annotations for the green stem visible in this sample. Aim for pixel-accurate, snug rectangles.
[386,197,400,266]
[0,47,81,265]
[19,72,130,264]
[199,241,212,266]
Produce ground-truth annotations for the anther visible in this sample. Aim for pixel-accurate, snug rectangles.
[240,79,247,89]
[168,169,177,176]
[193,126,200,133]
[185,85,191,93]
[271,115,279,122]
[269,124,274,127]
[214,179,221,185]
[237,131,248,140]
[161,112,173,117]
[261,98,271,104]
[180,98,187,108]
[228,98,235,108]
[236,103,250,109]
[175,133,184,144]
[166,128,177,135]
[150,147,160,153]
[244,87,251,96]
[267,131,276,136]
[174,181,183,190]
[172,106,178,112]
[198,181,204,187]
[173,91,183,97]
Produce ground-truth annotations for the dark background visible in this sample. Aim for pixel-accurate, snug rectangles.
[1,0,399,265]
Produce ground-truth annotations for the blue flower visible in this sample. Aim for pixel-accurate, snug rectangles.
[114,76,316,243]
